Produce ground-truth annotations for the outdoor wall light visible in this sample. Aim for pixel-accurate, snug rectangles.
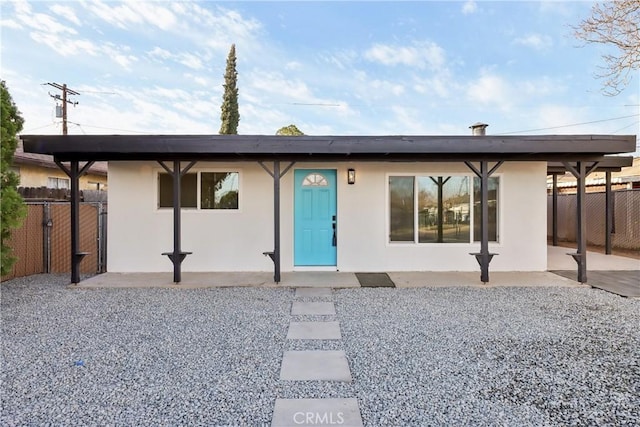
[347,168,356,185]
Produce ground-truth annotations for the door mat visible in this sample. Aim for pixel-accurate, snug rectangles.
[551,270,640,298]
[355,273,395,287]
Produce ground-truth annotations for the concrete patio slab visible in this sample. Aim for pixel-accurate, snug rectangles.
[77,272,279,288]
[280,350,352,381]
[272,398,363,427]
[291,301,336,316]
[73,246,637,289]
[389,271,583,288]
[282,272,360,288]
[547,245,640,271]
[287,321,342,340]
[295,288,333,298]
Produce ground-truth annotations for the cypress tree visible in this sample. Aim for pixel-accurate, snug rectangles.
[219,44,239,134]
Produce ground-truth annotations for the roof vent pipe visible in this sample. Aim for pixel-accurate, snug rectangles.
[470,122,488,136]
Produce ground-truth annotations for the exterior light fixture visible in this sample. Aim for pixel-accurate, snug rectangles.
[347,168,356,185]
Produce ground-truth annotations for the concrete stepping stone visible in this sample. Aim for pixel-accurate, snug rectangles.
[295,288,332,298]
[291,301,336,315]
[287,321,342,340]
[280,350,352,381]
[272,398,363,426]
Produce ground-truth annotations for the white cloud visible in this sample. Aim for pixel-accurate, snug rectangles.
[82,1,176,31]
[184,73,210,87]
[178,53,204,70]
[364,41,446,70]
[148,47,172,60]
[514,34,553,51]
[370,80,405,96]
[29,31,99,57]
[467,72,513,111]
[285,61,302,71]
[462,0,478,15]
[249,71,315,101]
[1,19,22,30]
[49,4,81,26]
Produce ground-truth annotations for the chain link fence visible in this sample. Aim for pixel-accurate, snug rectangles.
[548,189,640,251]
[2,202,107,281]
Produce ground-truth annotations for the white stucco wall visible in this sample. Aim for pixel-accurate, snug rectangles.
[108,160,547,273]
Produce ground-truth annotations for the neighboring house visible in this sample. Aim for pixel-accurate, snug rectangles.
[13,140,108,192]
[547,157,640,194]
[21,133,636,283]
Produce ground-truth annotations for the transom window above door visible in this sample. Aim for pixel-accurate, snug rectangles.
[302,173,329,187]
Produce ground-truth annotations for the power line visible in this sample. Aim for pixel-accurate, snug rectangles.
[66,121,149,134]
[497,114,640,135]
[611,120,639,134]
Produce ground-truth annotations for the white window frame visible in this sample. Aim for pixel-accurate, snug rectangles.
[386,172,502,245]
[47,176,70,190]
[155,168,242,212]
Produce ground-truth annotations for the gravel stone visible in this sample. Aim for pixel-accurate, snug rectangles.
[334,287,640,426]
[2,275,638,426]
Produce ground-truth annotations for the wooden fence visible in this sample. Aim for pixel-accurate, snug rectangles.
[2,202,107,281]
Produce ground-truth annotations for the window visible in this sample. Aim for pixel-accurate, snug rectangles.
[158,173,197,208]
[389,176,415,241]
[473,177,499,242]
[389,175,499,243]
[418,176,470,243]
[302,173,328,187]
[158,171,239,210]
[201,172,239,209]
[47,177,69,190]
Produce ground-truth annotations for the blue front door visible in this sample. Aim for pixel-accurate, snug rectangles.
[294,169,337,266]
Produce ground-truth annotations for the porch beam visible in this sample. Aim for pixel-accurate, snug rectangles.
[55,159,93,284]
[465,161,502,283]
[562,161,590,283]
[605,171,612,255]
[259,161,295,283]
[552,173,559,246]
[158,160,194,283]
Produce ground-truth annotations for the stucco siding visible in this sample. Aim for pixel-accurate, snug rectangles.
[107,161,547,273]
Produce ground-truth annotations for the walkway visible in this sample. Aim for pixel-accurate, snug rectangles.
[272,288,363,426]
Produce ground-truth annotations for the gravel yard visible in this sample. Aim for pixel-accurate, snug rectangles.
[2,274,639,426]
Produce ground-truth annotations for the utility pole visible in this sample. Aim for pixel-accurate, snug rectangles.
[46,83,79,135]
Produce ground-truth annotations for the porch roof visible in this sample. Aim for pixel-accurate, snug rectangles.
[21,134,636,163]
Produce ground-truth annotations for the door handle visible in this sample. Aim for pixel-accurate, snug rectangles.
[332,216,337,247]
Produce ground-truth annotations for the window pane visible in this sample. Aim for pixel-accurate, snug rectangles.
[473,176,499,242]
[201,172,239,209]
[417,177,438,243]
[158,173,197,208]
[418,177,470,243]
[389,176,415,242]
[442,176,470,243]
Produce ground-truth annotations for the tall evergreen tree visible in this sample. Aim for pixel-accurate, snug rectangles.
[1,80,26,276]
[219,44,239,134]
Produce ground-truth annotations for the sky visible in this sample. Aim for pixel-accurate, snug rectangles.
[1,0,638,153]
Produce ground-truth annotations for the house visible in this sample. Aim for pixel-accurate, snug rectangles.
[20,132,636,284]
[13,140,108,192]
